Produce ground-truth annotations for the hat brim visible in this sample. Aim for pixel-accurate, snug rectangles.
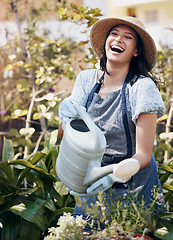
[90,17,157,70]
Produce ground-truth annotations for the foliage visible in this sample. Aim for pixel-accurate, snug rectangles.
[153,48,173,165]
[153,48,173,209]
[154,207,173,240]
[0,0,101,156]
[44,189,173,240]
[0,133,75,240]
[159,158,173,207]
[0,1,102,239]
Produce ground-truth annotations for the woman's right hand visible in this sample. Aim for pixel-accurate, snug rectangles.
[59,98,86,122]
[58,98,79,122]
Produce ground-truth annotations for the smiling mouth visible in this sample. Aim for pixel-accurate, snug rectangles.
[110,46,124,53]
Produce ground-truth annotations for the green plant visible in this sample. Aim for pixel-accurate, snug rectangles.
[154,206,173,240]
[152,157,173,240]
[0,132,75,240]
[153,47,173,208]
[0,0,102,157]
[160,158,173,206]
[43,189,168,240]
[153,48,173,165]
[151,46,173,240]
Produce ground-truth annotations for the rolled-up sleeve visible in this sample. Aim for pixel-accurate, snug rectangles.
[69,69,97,106]
[129,77,165,124]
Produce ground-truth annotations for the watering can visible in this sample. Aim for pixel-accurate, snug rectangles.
[56,103,140,193]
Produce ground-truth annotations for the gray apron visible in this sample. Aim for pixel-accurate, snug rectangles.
[73,72,163,231]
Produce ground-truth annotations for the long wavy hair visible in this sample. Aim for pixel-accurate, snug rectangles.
[99,27,159,87]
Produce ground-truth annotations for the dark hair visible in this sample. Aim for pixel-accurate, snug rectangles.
[100,27,159,87]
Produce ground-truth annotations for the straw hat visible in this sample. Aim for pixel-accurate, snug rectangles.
[90,16,157,70]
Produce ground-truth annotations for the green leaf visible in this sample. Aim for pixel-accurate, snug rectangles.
[10,200,46,231]
[0,198,21,213]
[158,114,168,122]
[54,181,68,195]
[18,187,38,196]
[70,3,78,10]
[161,164,173,174]
[0,173,9,183]
[162,183,173,192]
[49,130,58,146]
[13,109,28,117]
[19,219,41,240]
[29,152,46,164]
[9,159,56,183]
[0,178,21,195]
[14,152,46,186]
[72,13,81,19]
[160,212,173,219]
[24,63,32,68]
[58,7,67,16]
[0,211,21,240]
[44,130,58,150]
[44,199,56,211]
[43,178,54,201]
[160,132,173,141]
[0,161,15,184]
[46,146,59,173]
[160,172,171,184]
[164,190,173,203]
[36,159,47,171]
[155,223,173,240]
[2,137,14,161]
[19,127,35,137]
[33,112,42,120]
[87,18,98,27]
[8,128,20,137]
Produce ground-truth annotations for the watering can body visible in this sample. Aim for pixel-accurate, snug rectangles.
[56,114,107,193]
[56,103,140,193]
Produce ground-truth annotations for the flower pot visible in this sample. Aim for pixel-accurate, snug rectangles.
[133,233,152,240]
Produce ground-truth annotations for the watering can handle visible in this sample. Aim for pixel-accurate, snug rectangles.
[73,102,100,150]
[113,158,140,178]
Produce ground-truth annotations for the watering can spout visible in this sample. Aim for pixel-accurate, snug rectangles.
[83,159,115,186]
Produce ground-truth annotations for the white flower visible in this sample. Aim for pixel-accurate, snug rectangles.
[44,212,87,240]
[75,215,86,227]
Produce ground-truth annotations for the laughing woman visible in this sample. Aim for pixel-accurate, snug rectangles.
[58,16,165,231]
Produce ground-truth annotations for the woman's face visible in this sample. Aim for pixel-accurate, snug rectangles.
[105,24,138,66]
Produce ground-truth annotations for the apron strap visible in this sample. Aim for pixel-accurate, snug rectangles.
[86,70,133,166]
[121,71,133,158]
[85,72,105,110]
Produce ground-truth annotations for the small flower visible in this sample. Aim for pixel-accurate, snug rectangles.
[44,212,87,240]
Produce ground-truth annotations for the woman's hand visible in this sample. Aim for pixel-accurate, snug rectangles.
[59,98,79,122]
